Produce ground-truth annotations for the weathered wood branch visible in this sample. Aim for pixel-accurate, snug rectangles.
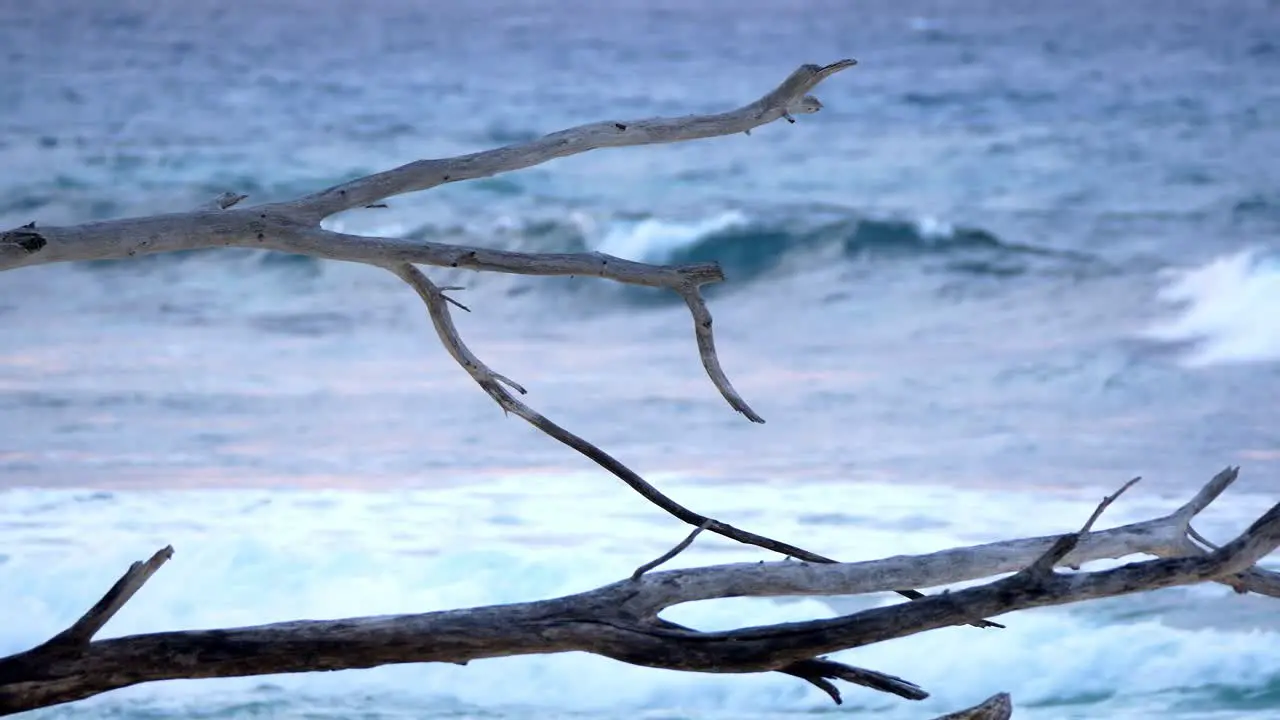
[0,59,871,556]
[3,470,1274,716]
[289,60,857,219]
[2,63,870,557]
[387,261,994,621]
[4,54,999,646]
[1,61,858,423]
[8,49,994,639]
[44,547,175,648]
[614,467,1280,615]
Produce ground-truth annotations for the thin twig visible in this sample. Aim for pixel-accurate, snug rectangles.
[1081,477,1142,534]
[1025,477,1141,577]
[1188,525,1221,551]
[438,289,471,313]
[632,520,713,580]
[387,262,999,627]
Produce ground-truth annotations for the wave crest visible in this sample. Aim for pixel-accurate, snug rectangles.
[1140,248,1280,366]
[584,210,1086,289]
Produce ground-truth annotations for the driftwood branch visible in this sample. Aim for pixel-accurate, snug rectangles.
[385,260,993,625]
[3,59,930,579]
[0,59,867,556]
[288,59,857,219]
[2,470,1275,716]
[1,62,858,420]
[8,58,1279,718]
[2,63,856,421]
[44,547,175,648]
[5,55,1002,646]
[1023,476,1140,577]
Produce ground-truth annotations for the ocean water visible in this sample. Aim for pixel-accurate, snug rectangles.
[3,0,1280,717]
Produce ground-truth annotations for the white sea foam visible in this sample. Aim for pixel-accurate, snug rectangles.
[1141,248,1280,366]
[594,210,750,263]
[2,474,1275,719]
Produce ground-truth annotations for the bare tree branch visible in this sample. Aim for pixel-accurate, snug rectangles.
[2,471,1274,716]
[1172,465,1240,522]
[387,262,996,624]
[1,59,857,274]
[613,467,1278,615]
[3,60,877,603]
[1,61,857,425]
[289,60,857,219]
[44,547,174,647]
[678,284,764,422]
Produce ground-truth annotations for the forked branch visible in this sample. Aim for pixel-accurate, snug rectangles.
[2,470,1274,716]
[9,54,976,624]
[3,60,859,427]
[290,60,858,218]
[2,58,886,602]
[388,263,995,623]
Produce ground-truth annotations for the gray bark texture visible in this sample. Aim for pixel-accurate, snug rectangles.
[3,59,1277,718]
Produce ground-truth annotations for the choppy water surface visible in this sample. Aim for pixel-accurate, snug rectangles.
[2,0,1279,717]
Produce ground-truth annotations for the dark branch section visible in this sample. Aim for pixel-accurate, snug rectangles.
[2,482,1277,717]
[0,226,48,255]
[47,547,174,647]
[777,658,928,704]
[389,264,998,627]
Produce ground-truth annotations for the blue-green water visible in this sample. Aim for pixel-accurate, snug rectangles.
[3,0,1280,717]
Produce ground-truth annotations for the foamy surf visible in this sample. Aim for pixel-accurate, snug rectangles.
[1141,248,1280,367]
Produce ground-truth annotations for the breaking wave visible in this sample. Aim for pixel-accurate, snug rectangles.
[590,210,1045,283]
[1140,248,1280,366]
